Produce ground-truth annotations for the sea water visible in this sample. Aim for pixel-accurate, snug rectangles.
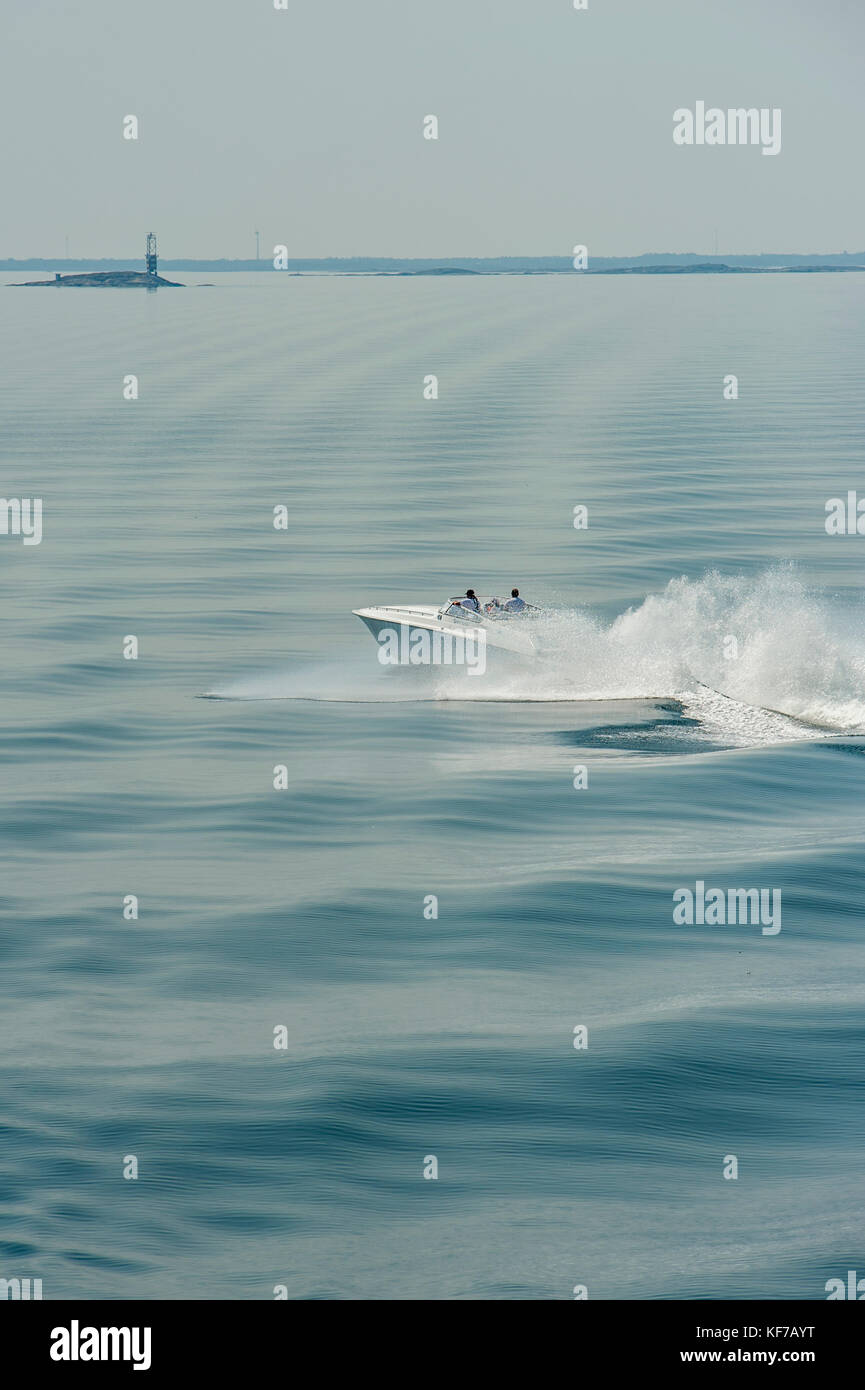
[1,271,864,1298]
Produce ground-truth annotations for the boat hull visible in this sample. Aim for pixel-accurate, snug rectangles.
[352,605,536,658]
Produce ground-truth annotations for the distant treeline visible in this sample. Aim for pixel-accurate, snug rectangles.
[3,253,864,272]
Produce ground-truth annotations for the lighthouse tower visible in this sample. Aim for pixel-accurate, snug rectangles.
[145,233,158,278]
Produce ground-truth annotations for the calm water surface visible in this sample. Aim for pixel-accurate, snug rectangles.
[2,272,864,1298]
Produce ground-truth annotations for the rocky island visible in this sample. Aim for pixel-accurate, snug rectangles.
[15,269,182,287]
[12,233,183,288]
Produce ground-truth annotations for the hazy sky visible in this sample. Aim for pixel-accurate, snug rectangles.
[2,0,863,258]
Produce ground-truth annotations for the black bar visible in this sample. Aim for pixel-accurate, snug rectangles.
[5,1299,860,1375]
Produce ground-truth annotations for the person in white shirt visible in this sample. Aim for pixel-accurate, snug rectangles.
[503,588,527,613]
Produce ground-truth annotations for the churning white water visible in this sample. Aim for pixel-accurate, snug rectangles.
[209,568,865,742]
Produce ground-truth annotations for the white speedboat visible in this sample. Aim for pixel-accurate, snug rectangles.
[352,596,538,658]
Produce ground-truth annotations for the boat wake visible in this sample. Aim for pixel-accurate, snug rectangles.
[205,567,865,745]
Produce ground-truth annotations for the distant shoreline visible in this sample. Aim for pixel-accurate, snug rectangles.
[4,253,865,276]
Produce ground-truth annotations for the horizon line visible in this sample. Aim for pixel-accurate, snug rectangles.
[4,250,865,267]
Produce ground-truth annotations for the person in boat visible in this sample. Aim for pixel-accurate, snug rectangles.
[456,589,480,613]
[503,588,527,613]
